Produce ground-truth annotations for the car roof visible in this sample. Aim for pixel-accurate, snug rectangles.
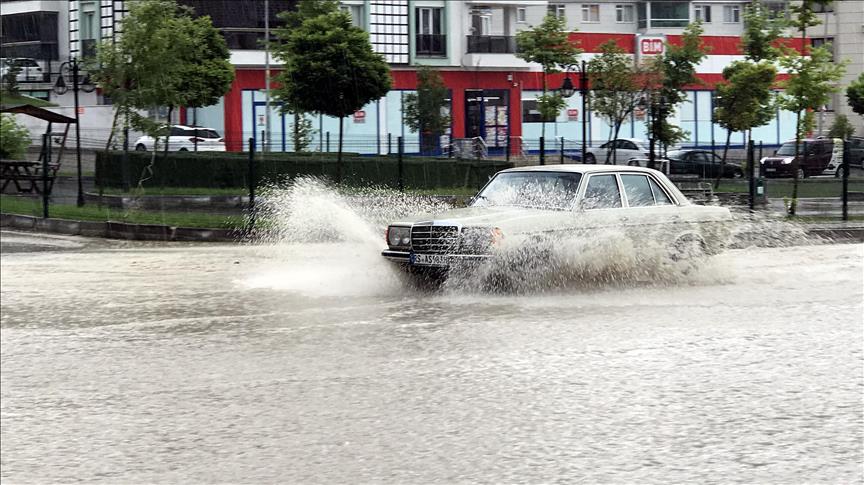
[500,164,665,175]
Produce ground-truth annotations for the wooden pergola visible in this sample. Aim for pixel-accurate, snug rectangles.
[0,104,77,166]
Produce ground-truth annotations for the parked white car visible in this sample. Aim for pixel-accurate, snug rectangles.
[134,125,226,152]
[583,138,651,165]
[0,58,44,82]
[382,165,732,279]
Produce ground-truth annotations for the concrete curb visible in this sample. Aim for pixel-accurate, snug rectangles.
[84,192,249,211]
[0,213,240,242]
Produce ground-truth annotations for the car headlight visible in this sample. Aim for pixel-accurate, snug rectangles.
[782,157,794,164]
[386,226,411,248]
[461,226,504,254]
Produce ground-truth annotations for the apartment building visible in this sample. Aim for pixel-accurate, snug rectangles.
[191,0,817,152]
[37,1,858,152]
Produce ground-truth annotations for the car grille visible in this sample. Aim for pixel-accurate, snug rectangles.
[411,225,460,254]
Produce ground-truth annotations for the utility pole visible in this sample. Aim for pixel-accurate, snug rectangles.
[264,0,271,153]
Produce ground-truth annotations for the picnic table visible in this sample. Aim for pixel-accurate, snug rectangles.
[0,159,59,194]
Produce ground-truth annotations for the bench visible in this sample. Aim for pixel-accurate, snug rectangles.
[0,159,60,194]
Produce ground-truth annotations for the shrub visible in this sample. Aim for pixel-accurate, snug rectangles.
[0,114,30,159]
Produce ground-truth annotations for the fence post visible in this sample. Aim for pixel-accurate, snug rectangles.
[41,133,50,219]
[326,131,330,153]
[247,137,256,236]
[748,139,755,212]
[398,135,404,193]
[560,137,565,164]
[387,133,392,155]
[539,136,545,165]
[757,141,765,202]
[121,126,130,192]
[842,138,849,221]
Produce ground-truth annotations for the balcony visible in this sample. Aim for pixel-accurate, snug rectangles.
[466,35,517,54]
[416,34,447,57]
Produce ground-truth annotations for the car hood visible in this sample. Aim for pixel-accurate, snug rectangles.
[393,206,566,228]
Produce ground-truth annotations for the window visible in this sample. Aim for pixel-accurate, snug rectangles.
[811,37,834,61]
[616,4,635,22]
[621,174,655,207]
[694,4,712,23]
[724,5,741,23]
[416,7,445,56]
[649,1,689,27]
[762,1,789,20]
[648,178,673,205]
[548,4,566,19]
[812,1,833,13]
[581,4,600,22]
[517,7,527,23]
[583,175,622,209]
[340,4,364,28]
[522,99,556,123]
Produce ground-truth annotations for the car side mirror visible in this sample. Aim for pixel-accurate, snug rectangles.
[773,150,778,155]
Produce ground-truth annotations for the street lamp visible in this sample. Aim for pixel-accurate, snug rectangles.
[562,60,590,162]
[53,57,94,207]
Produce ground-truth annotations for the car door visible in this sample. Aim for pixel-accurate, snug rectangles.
[619,140,642,163]
[690,152,712,178]
[578,173,628,230]
[617,172,681,241]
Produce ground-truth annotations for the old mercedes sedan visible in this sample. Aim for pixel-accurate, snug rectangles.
[382,165,732,273]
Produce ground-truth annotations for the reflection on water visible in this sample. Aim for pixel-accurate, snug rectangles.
[1,179,861,483]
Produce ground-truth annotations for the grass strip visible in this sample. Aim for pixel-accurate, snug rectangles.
[0,195,244,229]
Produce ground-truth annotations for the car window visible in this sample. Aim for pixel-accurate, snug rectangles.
[473,172,582,210]
[169,127,186,137]
[621,174,654,207]
[583,174,622,209]
[600,141,610,149]
[693,153,709,164]
[621,141,637,150]
[648,177,673,205]
[776,143,796,156]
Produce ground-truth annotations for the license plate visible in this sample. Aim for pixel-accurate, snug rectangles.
[765,168,776,172]
[410,253,452,267]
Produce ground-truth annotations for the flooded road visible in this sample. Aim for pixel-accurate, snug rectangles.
[1,230,862,484]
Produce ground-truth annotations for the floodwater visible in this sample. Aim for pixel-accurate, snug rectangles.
[1,182,863,483]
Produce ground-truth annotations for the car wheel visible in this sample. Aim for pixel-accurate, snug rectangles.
[178,147,189,152]
[627,159,641,167]
[797,168,806,179]
[731,169,744,179]
[135,144,147,151]
[584,153,596,164]
[670,234,706,262]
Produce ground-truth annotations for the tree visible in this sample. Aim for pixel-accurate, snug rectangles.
[712,61,777,187]
[847,72,864,117]
[1,63,22,96]
[827,114,855,139]
[588,40,644,164]
[94,0,234,157]
[0,114,30,159]
[778,0,847,215]
[645,22,709,166]
[516,14,581,140]
[272,4,391,183]
[740,0,784,63]
[403,67,450,155]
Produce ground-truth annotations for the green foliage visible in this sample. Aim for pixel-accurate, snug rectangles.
[403,67,451,149]
[714,61,778,133]
[0,114,30,159]
[646,22,709,147]
[515,14,581,75]
[271,7,391,120]
[847,73,864,117]
[589,40,643,153]
[827,114,855,139]
[741,0,784,62]
[778,45,846,139]
[515,14,581,137]
[94,0,234,136]
[1,64,21,96]
[290,115,316,152]
[94,151,512,190]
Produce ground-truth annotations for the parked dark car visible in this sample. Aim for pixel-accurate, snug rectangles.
[760,138,834,178]
[629,149,743,178]
[847,137,864,168]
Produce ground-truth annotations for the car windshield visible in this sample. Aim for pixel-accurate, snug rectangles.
[472,171,582,210]
[776,143,796,156]
[666,150,686,159]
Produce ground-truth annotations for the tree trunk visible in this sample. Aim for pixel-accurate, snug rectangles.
[162,106,174,162]
[294,111,301,153]
[714,130,733,189]
[541,71,547,140]
[105,108,121,150]
[337,115,344,184]
[790,110,801,216]
[611,120,623,165]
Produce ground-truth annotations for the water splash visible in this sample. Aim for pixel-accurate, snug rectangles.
[243,177,829,295]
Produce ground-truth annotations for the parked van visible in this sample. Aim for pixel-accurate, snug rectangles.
[760,138,834,178]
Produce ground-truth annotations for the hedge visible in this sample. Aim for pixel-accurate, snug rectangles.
[95,151,514,190]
